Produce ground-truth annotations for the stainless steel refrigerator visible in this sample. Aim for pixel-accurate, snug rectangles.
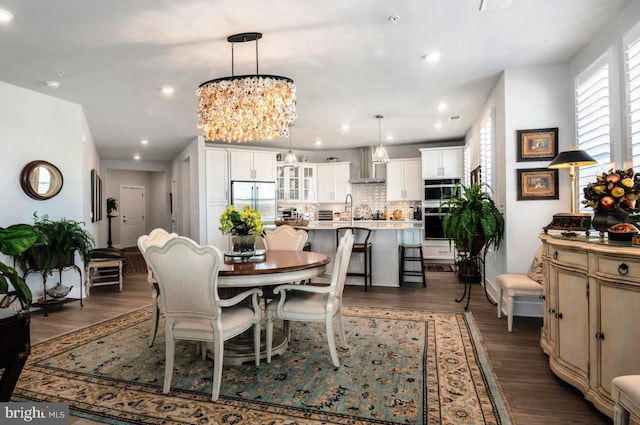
[230,181,277,228]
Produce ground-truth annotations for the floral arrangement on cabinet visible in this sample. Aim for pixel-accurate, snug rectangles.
[582,168,640,214]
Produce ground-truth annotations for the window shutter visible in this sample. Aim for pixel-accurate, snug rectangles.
[625,23,640,169]
[576,52,612,214]
[480,110,493,192]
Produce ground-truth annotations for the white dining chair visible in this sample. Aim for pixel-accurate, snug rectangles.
[137,228,179,347]
[265,229,354,367]
[144,236,263,401]
[263,225,308,251]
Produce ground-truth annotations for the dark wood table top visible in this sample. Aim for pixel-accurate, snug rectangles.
[219,250,330,276]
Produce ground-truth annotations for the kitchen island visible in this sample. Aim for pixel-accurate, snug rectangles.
[296,220,424,288]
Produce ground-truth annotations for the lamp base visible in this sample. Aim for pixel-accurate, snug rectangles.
[543,213,592,237]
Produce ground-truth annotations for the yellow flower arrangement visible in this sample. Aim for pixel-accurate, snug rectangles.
[219,205,264,236]
[582,168,640,214]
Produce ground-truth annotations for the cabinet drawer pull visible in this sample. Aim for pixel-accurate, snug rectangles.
[553,250,558,260]
[618,263,629,275]
[555,312,563,319]
[539,295,546,300]
[548,308,556,314]
[595,332,605,340]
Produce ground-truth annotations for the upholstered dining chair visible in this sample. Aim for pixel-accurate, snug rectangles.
[137,228,178,347]
[265,229,354,367]
[144,236,263,402]
[263,225,308,251]
[263,225,309,289]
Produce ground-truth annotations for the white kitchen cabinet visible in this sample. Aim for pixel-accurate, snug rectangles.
[205,147,230,252]
[540,234,640,421]
[420,147,463,179]
[316,162,351,203]
[301,163,317,203]
[229,149,276,181]
[386,158,422,201]
[276,163,300,201]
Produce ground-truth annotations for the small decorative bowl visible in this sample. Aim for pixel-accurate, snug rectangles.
[47,284,72,299]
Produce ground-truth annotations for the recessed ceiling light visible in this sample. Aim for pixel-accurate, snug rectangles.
[424,52,441,63]
[435,122,443,129]
[0,9,13,22]
[45,81,61,89]
[141,139,149,145]
[133,154,141,161]
[315,140,322,146]
[341,124,350,132]
[437,103,447,111]
[161,86,175,95]
[385,135,393,142]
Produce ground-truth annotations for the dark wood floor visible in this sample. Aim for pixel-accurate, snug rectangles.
[27,271,612,425]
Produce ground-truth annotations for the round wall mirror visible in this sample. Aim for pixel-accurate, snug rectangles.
[20,160,64,200]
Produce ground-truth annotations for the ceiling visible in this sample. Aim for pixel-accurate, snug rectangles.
[0,0,630,162]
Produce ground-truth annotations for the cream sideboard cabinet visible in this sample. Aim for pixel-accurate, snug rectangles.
[540,234,640,421]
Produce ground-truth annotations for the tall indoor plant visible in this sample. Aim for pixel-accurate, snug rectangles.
[440,182,505,256]
[0,224,38,309]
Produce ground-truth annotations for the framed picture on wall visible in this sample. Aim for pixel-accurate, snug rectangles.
[91,169,96,222]
[517,128,558,162]
[91,169,103,222]
[517,168,559,200]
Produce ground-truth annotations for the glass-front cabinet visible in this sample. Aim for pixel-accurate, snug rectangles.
[301,164,316,203]
[276,164,300,201]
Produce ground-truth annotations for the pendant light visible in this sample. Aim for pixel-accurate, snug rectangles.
[372,114,390,163]
[283,126,298,168]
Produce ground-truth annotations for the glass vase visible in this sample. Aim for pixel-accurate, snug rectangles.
[231,234,256,254]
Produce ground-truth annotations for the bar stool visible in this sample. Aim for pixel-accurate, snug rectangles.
[398,244,426,287]
[336,227,372,291]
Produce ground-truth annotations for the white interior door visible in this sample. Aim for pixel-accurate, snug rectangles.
[120,185,145,248]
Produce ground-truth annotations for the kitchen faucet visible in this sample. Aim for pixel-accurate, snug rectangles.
[345,193,353,226]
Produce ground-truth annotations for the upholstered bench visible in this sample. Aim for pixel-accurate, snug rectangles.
[612,375,640,425]
[496,245,544,332]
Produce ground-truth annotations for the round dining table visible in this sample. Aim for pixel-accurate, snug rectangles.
[218,250,330,287]
[214,249,331,365]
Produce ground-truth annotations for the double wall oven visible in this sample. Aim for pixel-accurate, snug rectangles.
[423,179,460,239]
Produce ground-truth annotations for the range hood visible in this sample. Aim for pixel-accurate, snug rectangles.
[349,147,386,184]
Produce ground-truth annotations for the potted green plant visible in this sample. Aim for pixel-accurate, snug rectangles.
[440,182,505,257]
[13,213,95,281]
[106,198,118,217]
[0,224,38,309]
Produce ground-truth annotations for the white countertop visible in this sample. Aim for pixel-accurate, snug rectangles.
[304,220,423,230]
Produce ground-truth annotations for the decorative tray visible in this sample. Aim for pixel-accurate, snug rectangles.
[224,249,266,263]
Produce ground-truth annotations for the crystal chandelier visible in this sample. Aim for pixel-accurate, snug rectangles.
[196,32,297,143]
[372,114,390,163]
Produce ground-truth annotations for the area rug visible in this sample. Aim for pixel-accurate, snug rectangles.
[122,248,147,276]
[13,306,512,425]
[424,263,456,272]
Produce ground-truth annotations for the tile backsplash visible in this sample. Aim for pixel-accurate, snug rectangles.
[278,183,422,220]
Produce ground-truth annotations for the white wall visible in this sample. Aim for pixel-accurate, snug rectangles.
[172,136,205,242]
[0,81,99,301]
